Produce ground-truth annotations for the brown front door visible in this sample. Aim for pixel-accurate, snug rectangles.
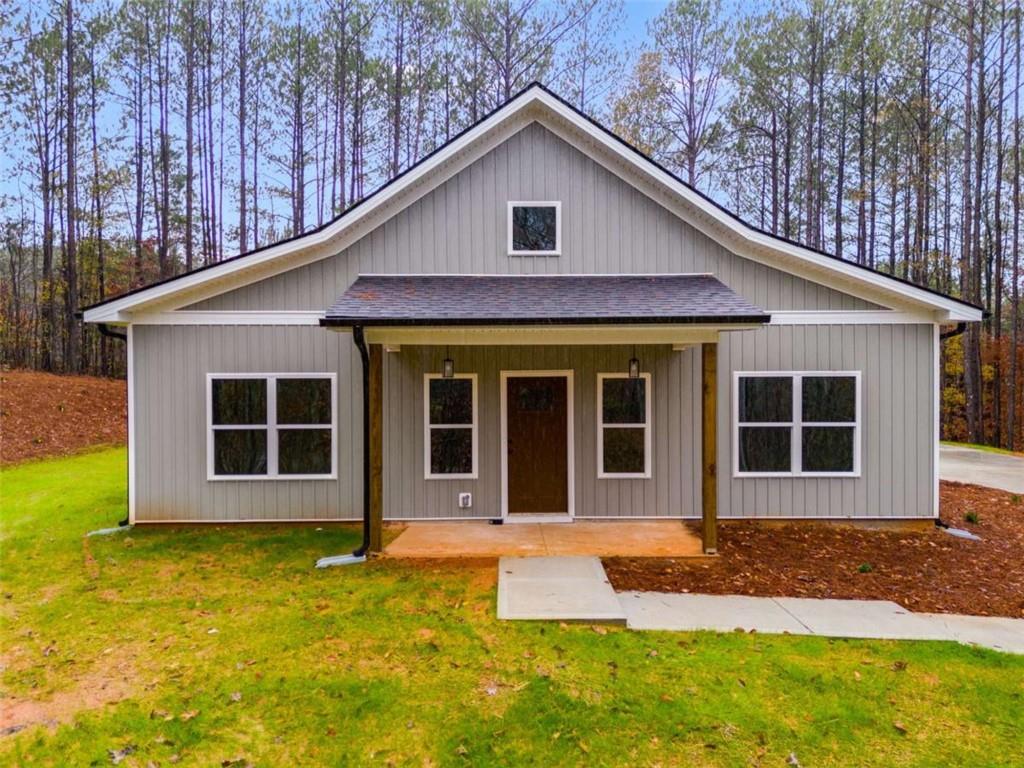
[506,376,569,514]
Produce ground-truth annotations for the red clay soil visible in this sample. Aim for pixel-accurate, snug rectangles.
[605,481,1024,619]
[0,370,126,465]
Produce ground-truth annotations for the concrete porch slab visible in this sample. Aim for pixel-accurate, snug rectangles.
[497,556,626,623]
[619,592,812,634]
[384,520,704,558]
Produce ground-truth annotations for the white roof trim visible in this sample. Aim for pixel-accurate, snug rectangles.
[83,84,983,324]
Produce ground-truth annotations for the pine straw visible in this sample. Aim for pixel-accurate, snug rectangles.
[605,481,1024,618]
[0,370,126,465]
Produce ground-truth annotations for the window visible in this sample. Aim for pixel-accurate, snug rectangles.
[424,374,478,479]
[207,373,336,480]
[598,373,652,478]
[508,201,560,255]
[734,372,860,477]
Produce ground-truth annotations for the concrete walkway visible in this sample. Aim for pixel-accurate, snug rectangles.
[497,556,1024,654]
[940,444,1024,494]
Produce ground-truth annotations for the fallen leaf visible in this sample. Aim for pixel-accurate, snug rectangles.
[230,691,242,703]
[179,710,199,721]
[893,721,908,735]
[108,745,136,765]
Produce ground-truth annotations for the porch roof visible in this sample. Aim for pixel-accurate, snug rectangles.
[321,274,770,327]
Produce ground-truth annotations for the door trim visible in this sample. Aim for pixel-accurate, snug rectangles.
[500,370,575,521]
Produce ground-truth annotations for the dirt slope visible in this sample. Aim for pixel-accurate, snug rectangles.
[1,370,126,465]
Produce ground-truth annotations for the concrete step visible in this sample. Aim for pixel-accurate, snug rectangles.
[497,556,626,623]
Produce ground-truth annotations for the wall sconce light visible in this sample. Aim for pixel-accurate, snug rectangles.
[628,345,640,379]
[442,346,455,379]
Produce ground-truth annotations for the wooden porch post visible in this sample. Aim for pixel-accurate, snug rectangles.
[368,343,384,553]
[701,342,718,554]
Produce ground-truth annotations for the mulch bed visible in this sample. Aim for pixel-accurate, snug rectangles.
[605,481,1024,619]
[1,370,126,465]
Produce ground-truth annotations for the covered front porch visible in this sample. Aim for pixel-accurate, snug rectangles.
[322,274,772,557]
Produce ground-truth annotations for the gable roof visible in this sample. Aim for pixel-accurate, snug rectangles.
[83,83,983,324]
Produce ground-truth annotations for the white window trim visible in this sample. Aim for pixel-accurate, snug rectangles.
[423,373,479,480]
[732,371,862,479]
[507,201,561,256]
[206,373,337,481]
[597,372,653,479]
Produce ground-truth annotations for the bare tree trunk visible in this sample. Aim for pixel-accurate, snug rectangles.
[238,0,248,253]
[962,0,981,443]
[834,84,846,260]
[991,1,1006,447]
[1008,7,1021,450]
[64,0,80,372]
[89,39,107,375]
[185,0,195,271]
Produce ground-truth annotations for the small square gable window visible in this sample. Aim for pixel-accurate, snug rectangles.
[508,202,560,255]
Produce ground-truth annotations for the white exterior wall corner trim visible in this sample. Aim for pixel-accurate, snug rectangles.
[933,324,940,517]
[82,86,982,325]
[127,325,136,525]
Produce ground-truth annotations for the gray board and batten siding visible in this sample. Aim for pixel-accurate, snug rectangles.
[186,123,880,313]
[130,325,935,521]
[130,121,934,522]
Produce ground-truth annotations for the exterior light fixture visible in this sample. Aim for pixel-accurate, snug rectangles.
[442,347,455,379]
[628,345,640,379]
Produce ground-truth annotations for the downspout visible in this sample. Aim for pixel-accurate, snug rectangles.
[97,323,131,529]
[934,321,967,531]
[316,324,370,567]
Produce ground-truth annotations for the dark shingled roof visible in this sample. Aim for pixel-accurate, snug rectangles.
[321,275,770,326]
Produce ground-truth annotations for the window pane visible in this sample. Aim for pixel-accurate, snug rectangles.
[738,377,792,423]
[802,427,855,472]
[602,378,646,424]
[213,429,267,475]
[212,379,266,425]
[511,206,557,251]
[277,378,332,425]
[430,427,473,475]
[738,426,791,472]
[279,429,332,475]
[429,379,473,425]
[603,427,646,474]
[802,376,856,423]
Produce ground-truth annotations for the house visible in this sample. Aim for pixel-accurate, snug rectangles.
[81,83,983,555]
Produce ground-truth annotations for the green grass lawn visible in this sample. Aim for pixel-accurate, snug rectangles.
[2,450,1023,766]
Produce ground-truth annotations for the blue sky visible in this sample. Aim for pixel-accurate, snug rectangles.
[620,0,669,38]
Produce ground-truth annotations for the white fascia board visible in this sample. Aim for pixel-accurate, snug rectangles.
[81,93,541,324]
[131,311,324,325]
[531,90,983,322]
[83,85,982,324]
[768,310,941,325]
